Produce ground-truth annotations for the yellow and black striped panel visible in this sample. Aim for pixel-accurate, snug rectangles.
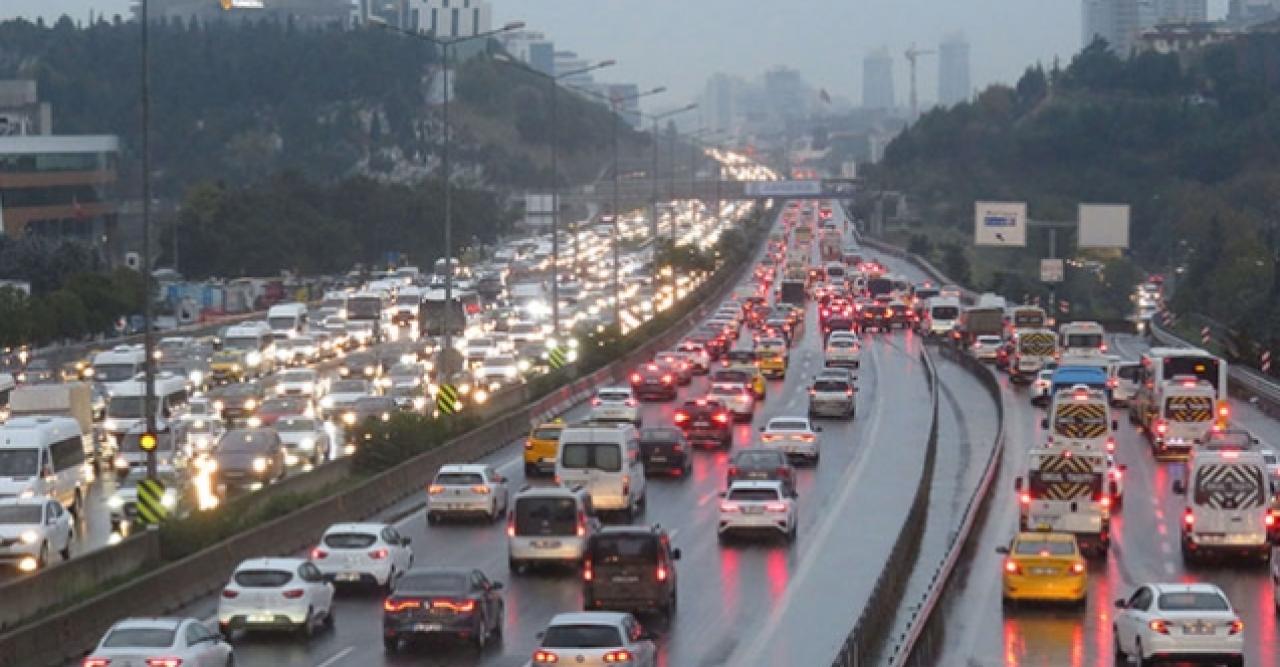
[1166,395,1212,423]
[1034,456,1100,500]
[1020,333,1056,357]
[1052,402,1108,439]
[136,478,167,524]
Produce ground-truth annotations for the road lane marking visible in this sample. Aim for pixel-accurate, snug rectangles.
[315,646,353,667]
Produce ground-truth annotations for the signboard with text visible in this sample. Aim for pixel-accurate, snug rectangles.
[1040,259,1064,283]
[974,201,1027,247]
[744,180,822,197]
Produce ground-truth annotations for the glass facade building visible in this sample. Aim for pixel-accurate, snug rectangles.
[0,135,119,241]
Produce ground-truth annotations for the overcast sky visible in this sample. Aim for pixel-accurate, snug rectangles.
[3,0,1230,110]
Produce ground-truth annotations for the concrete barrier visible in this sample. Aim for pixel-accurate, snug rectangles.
[0,529,160,632]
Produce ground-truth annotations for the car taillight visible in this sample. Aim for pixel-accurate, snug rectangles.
[591,398,601,406]
[630,373,642,384]
[369,548,388,560]
[524,440,533,450]
[82,659,111,667]
[221,589,239,599]
[765,502,787,512]
[1148,619,1170,635]
[145,660,182,667]
[583,559,593,581]
[713,412,729,424]
[720,501,740,512]
[428,484,445,495]
[282,588,305,599]
[472,485,491,494]
[674,412,689,423]
[656,564,668,582]
[533,650,559,663]
[1100,496,1112,509]
[577,512,587,537]
[310,547,328,560]
[799,433,815,442]
[808,388,816,395]
[662,374,673,384]
[625,399,637,407]
[1105,437,1116,453]
[1069,562,1085,575]
[507,513,516,538]
[1228,619,1244,635]
[1218,403,1230,419]
[383,598,422,612]
[727,465,740,478]
[1019,493,1031,505]
[1003,559,1020,575]
[431,599,475,613]
[1155,420,1168,435]
[603,649,633,663]
[1184,508,1195,527]
[1267,512,1277,528]
[1106,377,1118,389]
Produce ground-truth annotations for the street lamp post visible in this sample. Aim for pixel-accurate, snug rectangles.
[607,87,665,330]
[643,103,696,245]
[140,0,156,479]
[491,55,614,338]
[375,18,525,367]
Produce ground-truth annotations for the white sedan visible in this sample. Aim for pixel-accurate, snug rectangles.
[427,464,510,523]
[718,480,798,542]
[971,335,1003,362]
[759,416,822,464]
[1112,583,1244,666]
[823,332,861,368]
[274,369,320,397]
[0,498,74,571]
[707,382,755,421]
[311,522,414,589]
[83,617,233,667]
[589,387,641,426]
[477,354,521,387]
[275,416,331,467]
[218,558,335,639]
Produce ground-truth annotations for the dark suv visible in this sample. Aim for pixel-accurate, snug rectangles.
[638,427,692,477]
[629,363,679,401]
[727,449,796,495]
[673,398,733,449]
[583,526,681,617]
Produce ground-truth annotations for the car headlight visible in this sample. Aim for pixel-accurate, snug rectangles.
[413,397,427,410]
[505,367,518,379]
[19,530,39,544]
[231,363,241,372]
[114,456,129,469]
[342,413,356,425]
[298,437,316,450]
[252,457,268,472]
[103,419,119,432]
[364,366,375,376]
[107,495,124,509]
[244,399,257,411]
[320,396,334,409]
[18,488,34,499]
[277,385,288,395]
[161,489,178,509]
[213,400,225,412]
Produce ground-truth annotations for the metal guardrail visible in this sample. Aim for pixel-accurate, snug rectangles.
[830,343,940,667]
[1150,316,1280,417]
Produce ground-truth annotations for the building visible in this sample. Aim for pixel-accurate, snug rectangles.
[938,33,971,107]
[702,73,737,134]
[1082,0,1209,55]
[862,48,895,110]
[138,0,352,27]
[1138,21,1238,55]
[764,67,807,123]
[554,51,595,87]
[500,30,555,75]
[404,0,492,37]
[0,135,120,241]
[1228,0,1280,27]
[0,81,51,137]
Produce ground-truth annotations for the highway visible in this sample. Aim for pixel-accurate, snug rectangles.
[927,330,1280,666]
[118,206,996,667]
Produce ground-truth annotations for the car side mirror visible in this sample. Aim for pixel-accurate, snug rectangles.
[1114,598,1127,609]
[671,548,682,560]
[1112,420,1119,431]
[1013,477,1023,492]
[1172,479,1186,495]
[492,581,504,590]
[995,546,1009,555]
[1039,418,1048,430]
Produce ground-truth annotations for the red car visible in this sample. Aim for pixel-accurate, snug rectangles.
[255,396,312,426]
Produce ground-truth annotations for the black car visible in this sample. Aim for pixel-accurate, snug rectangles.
[859,304,891,333]
[629,363,679,401]
[338,352,380,379]
[673,399,732,449]
[383,567,505,652]
[888,302,913,329]
[583,526,681,617]
[721,349,757,368]
[823,312,856,335]
[638,428,692,477]
[209,382,265,422]
[212,428,285,492]
[727,449,796,494]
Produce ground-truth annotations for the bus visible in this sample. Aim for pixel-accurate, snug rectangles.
[1131,347,1230,429]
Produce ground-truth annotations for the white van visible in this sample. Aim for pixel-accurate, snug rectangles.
[91,345,148,387]
[266,302,308,341]
[507,485,598,572]
[0,416,88,514]
[103,372,190,448]
[0,373,14,421]
[922,296,962,338]
[221,322,276,377]
[1173,431,1274,563]
[555,424,646,520]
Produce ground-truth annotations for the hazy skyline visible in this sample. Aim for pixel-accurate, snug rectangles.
[3,0,1230,111]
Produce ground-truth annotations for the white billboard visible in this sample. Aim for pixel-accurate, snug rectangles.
[974,201,1027,247]
[1078,204,1130,249]
[1040,258,1064,283]
[744,180,822,197]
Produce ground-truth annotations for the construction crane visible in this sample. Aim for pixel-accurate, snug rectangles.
[904,43,936,119]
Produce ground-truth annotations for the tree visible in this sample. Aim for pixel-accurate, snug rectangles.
[941,243,970,285]
[0,287,29,347]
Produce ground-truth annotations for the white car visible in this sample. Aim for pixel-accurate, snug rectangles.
[531,612,657,667]
[0,498,74,571]
[84,617,233,667]
[1030,369,1055,407]
[184,416,226,455]
[675,341,711,373]
[823,332,861,368]
[274,416,331,467]
[589,387,641,426]
[274,369,320,397]
[477,354,521,386]
[311,522,414,589]
[1112,583,1243,666]
[718,480,798,542]
[465,337,499,364]
[759,416,822,464]
[971,335,1003,362]
[320,379,373,416]
[427,464,510,523]
[217,557,335,638]
[707,382,755,421]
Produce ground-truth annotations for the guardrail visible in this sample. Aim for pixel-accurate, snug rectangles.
[830,342,940,667]
[0,207,773,667]
[1150,317,1280,417]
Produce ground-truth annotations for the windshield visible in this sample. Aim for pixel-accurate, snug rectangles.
[1065,333,1104,349]
[93,363,138,382]
[397,572,467,593]
[1164,356,1221,393]
[727,488,781,502]
[331,380,367,393]
[103,628,175,648]
[1158,592,1230,611]
[560,443,622,472]
[268,317,296,330]
[279,371,314,382]
[346,298,381,320]
[532,428,562,441]
[276,417,316,432]
[735,450,783,467]
[1013,539,1075,556]
[813,380,850,392]
[0,505,41,523]
[107,396,156,419]
[219,431,269,452]
[323,533,377,549]
[542,625,623,649]
[592,534,656,564]
[596,391,630,402]
[931,306,959,320]
[769,420,808,431]
[233,570,293,587]
[224,336,261,351]
[435,472,484,485]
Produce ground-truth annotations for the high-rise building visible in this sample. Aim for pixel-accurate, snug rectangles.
[938,33,971,107]
[1083,0,1209,55]
[862,48,895,110]
[764,67,807,123]
[702,73,736,134]
[605,84,642,127]
[139,0,352,27]
[499,30,555,75]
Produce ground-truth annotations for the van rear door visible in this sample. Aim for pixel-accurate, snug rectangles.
[1192,463,1267,539]
[559,442,625,508]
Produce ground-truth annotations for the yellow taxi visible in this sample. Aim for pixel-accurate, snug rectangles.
[523,420,564,476]
[997,531,1087,605]
[727,362,767,400]
[755,338,789,379]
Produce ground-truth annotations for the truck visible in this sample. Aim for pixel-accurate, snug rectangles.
[1010,329,1058,383]
[956,306,1004,346]
[819,230,843,262]
[779,280,807,306]
[8,382,96,461]
[1009,306,1047,332]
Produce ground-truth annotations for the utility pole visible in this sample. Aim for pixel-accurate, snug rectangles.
[141,0,156,479]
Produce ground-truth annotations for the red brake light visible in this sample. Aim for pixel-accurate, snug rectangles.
[282,588,305,599]
[727,465,740,477]
[674,411,689,423]
[713,412,729,424]
[221,589,239,599]
[310,547,329,560]
[765,501,787,512]
[145,660,183,667]
[1106,437,1116,453]
[1070,562,1086,575]
[472,484,491,494]
[1100,496,1112,509]
[1229,619,1244,635]
[383,598,423,612]
[583,559,593,581]
[1019,493,1031,505]
[1184,508,1195,526]
[604,650,633,663]
[507,513,516,537]
[524,440,533,450]
[656,564,668,582]
[428,484,445,495]
[662,374,673,384]
[1218,403,1230,419]
[1267,512,1277,528]
[630,373,642,384]
[533,650,560,663]
[720,501,740,512]
[369,548,389,560]
[83,660,112,667]
[1155,420,1168,435]
[1003,559,1020,574]
[432,599,475,613]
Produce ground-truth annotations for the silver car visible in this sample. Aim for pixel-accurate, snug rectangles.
[808,374,857,419]
[707,382,755,421]
[507,487,598,572]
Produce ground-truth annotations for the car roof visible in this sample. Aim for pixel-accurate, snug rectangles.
[323,522,388,534]
[1149,582,1225,595]
[1015,531,1077,543]
[109,617,186,632]
[727,479,785,491]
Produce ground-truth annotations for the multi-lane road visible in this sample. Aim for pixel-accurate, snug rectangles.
[115,206,995,667]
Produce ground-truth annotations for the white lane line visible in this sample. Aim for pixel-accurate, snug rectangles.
[1160,542,1171,554]
[315,646,354,667]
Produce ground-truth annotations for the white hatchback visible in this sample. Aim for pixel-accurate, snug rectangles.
[84,617,233,667]
[531,612,657,667]
[427,464,510,523]
[311,522,414,589]
[1113,583,1243,666]
[718,480,798,542]
[759,416,822,464]
[0,497,74,571]
[217,558,335,639]
[707,382,755,420]
[823,332,861,368]
[589,387,641,426]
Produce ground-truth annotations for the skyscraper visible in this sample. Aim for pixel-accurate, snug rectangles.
[938,33,970,107]
[862,48,895,110]
[1082,0,1209,55]
[702,73,736,134]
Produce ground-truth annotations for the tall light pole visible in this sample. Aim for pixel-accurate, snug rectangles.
[140,0,156,479]
[688,128,726,228]
[491,54,614,338]
[374,18,525,367]
[642,103,696,245]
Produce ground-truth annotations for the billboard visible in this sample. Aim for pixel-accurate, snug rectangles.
[974,201,1027,247]
[1078,204,1130,249]
[1040,258,1064,283]
[744,180,822,196]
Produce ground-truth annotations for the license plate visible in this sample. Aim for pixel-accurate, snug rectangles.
[1030,567,1056,576]
[1183,623,1214,635]
[612,575,639,583]
[533,540,561,548]
[743,506,763,514]
[1031,515,1057,529]
[649,455,666,462]
[249,614,275,623]
[646,380,659,384]
[337,572,361,581]
[695,421,710,427]
[414,623,443,632]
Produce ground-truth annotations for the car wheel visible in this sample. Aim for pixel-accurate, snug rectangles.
[665,591,678,618]
[489,500,499,523]
[60,536,72,561]
[494,603,505,638]
[621,506,634,523]
[524,462,536,477]
[323,606,335,630]
[1111,628,1125,661]
[509,558,523,575]
[70,490,82,519]
[383,636,399,653]
[473,615,488,650]
[299,607,315,639]
[225,655,235,667]
[427,511,440,525]
[1133,639,1144,667]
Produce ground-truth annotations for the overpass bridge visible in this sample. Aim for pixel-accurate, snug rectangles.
[558,177,859,208]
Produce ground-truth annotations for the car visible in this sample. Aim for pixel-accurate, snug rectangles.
[384,363,424,392]
[887,301,913,328]
[673,398,733,449]
[755,338,788,379]
[653,351,694,385]
[719,363,767,400]
[583,526,681,617]
[995,339,1015,371]
[808,373,857,419]
[996,532,1087,605]
[476,354,521,387]
[321,379,373,417]
[464,337,500,365]
[275,336,318,366]
[721,349,757,368]
[718,480,798,542]
[638,427,692,477]
[706,381,755,421]
[727,449,795,495]
[256,396,313,427]
[340,395,396,430]
[1112,583,1244,666]
[338,351,380,379]
[217,557,335,638]
[859,303,890,332]
[274,416,330,467]
[0,497,74,571]
[971,335,1003,362]
[759,416,822,464]
[674,341,710,373]
[209,381,265,423]
[382,567,505,652]
[508,486,599,573]
[212,428,287,493]
[274,368,320,397]
[310,522,414,589]
[524,420,564,477]
[531,611,657,667]
[84,617,234,667]
[184,415,226,456]
[427,464,510,523]
[629,363,679,401]
[824,332,862,368]
[589,387,641,426]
